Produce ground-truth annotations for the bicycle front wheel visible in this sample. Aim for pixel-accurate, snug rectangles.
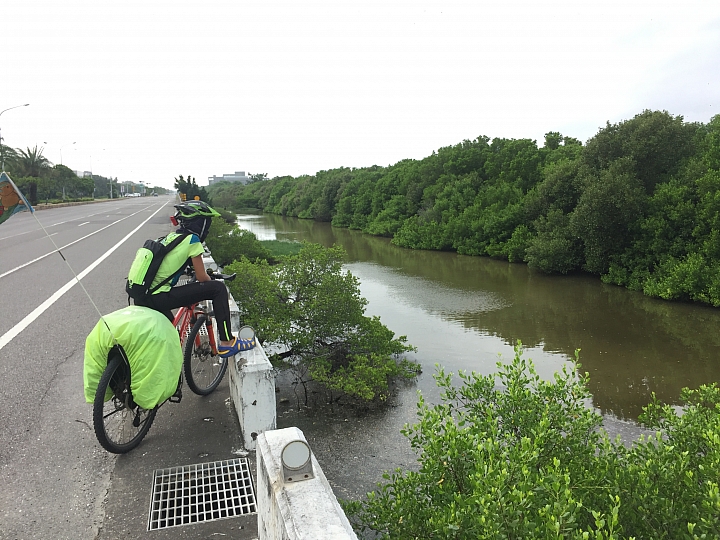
[183,314,228,395]
[93,354,157,454]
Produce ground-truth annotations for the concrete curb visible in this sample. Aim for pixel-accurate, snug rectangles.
[33,198,125,210]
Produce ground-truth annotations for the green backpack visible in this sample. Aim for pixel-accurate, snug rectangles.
[126,233,188,302]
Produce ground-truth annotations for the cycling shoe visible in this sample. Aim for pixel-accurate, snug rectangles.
[218,336,256,358]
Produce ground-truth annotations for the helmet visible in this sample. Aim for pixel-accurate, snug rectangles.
[173,200,220,220]
[172,201,220,242]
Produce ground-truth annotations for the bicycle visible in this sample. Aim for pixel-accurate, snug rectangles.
[175,269,237,396]
[92,269,251,454]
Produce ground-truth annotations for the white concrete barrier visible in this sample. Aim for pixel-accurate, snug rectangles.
[206,255,277,451]
[228,343,277,451]
[256,427,358,540]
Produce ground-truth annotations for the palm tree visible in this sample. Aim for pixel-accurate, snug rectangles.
[15,145,52,177]
[0,144,18,172]
[11,146,52,205]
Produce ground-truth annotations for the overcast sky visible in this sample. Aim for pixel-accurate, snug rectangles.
[3,1,719,190]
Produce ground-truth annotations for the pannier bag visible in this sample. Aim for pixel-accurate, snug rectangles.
[84,305,183,409]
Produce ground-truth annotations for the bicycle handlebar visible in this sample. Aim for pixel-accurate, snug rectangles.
[208,269,236,282]
[184,266,236,282]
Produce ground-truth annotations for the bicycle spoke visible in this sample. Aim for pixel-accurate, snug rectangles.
[94,355,157,453]
[183,315,228,395]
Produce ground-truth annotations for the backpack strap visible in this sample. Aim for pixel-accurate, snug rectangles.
[147,233,191,295]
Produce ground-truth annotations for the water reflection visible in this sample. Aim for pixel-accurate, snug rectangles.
[235,214,277,241]
[238,212,720,420]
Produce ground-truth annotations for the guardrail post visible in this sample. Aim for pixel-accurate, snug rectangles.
[205,254,277,451]
[228,342,276,451]
[256,427,358,540]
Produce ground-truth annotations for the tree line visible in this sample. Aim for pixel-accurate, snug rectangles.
[208,110,720,306]
[0,144,167,203]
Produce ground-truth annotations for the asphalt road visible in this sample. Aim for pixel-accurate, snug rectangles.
[0,196,256,540]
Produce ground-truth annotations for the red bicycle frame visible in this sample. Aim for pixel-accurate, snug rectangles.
[172,301,218,355]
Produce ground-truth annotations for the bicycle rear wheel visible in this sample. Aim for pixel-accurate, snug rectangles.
[93,354,157,454]
[183,314,228,395]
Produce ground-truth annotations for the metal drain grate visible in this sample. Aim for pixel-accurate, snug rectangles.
[148,458,257,531]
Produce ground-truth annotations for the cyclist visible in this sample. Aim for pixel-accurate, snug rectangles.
[139,200,250,358]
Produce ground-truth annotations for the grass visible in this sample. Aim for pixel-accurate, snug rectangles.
[260,239,303,258]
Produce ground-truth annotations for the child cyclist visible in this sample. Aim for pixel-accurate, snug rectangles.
[140,200,250,358]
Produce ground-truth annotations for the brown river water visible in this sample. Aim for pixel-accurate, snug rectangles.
[236,212,720,499]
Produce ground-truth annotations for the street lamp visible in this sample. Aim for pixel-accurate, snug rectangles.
[43,140,76,166]
[45,141,78,200]
[0,103,29,116]
[0,103,30,171]
[60,142,76,165]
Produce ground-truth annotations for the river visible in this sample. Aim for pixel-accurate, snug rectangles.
[236,212,720,499]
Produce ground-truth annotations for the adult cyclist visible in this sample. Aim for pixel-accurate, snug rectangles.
[140,200,249,358]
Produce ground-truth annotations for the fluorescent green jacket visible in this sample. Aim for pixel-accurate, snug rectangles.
[83,306,182,409]
[151,232,205,294]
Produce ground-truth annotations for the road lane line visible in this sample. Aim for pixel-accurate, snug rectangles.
[0,201,172,353]
[0,227,36,242]
[0,202,155,242]
[0,207,157,280]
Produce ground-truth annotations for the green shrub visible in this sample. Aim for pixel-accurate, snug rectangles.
[225,243,417,402]
[216,207,237,224]
[345,344,720,539]
[204,218,271,267]
[526,209,583,273]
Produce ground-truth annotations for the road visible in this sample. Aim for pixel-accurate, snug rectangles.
[0,196,255,540]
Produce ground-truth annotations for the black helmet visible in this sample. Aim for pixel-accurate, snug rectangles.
[173,201,219,242]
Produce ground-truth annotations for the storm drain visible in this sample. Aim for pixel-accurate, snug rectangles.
[148,458,257,531]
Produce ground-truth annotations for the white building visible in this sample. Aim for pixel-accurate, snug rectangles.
[208,171,251,185]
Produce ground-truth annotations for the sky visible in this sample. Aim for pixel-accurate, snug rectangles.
[3,1,720,190]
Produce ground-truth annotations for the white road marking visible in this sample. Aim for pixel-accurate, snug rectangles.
[0,202,171,353]
[0,228,34,242]
[0,202,155,241]
[0,207,150,280]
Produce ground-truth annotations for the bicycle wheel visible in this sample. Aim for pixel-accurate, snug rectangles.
[93,354,157,454]
[183,314,228,395]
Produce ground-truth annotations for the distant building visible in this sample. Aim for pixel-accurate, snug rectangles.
[119,181,143,195]
[208,171,251,185]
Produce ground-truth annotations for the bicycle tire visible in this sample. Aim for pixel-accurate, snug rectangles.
[183,314,228,395]
[93,354,157,454]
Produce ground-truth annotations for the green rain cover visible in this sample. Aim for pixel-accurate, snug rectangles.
[84,306,183,409]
